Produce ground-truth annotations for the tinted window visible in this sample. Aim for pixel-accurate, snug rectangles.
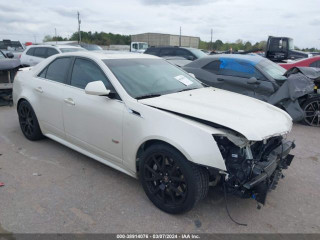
[26,48,35,56]
[38,68,47,78]
[175,49,194,60]
[145,48,159,56]
[159,49,175,57]
[34,48,47,58]
[310,60,320,68]
[47,48,59,57]
[71,58,112,89]
[203,60,221,74]
[46,57,71,83]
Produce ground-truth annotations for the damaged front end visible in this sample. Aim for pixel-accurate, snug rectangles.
[214,134,295,205]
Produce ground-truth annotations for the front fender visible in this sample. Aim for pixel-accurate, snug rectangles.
[122,103,227,174]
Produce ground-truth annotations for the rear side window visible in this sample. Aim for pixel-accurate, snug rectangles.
[310,60,320,68]
[34,48,47,58]
[44,57,72,83]
[159,49,175,57]
[47,48,59,57]
[145,48,159,56]
[203,60,221,74]
[71,58,112,89]
[175,49,194,60]
[26,48,35,56]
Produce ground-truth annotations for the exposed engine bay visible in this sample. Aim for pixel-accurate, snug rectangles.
[214,135,295,205]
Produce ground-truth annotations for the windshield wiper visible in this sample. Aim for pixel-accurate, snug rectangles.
[136,94,162,100]
[177,88,199,93]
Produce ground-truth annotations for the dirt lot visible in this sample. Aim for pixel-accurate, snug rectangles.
[0,106,319,233]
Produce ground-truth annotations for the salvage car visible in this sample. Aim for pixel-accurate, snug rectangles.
[144,46,207,61]
[13,52,295,213]
[279,56,320,70]
[20,45,86,66]
[0,50,21,105]
[183,54,320,126]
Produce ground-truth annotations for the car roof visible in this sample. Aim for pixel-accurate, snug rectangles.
[184,54,265,68]
[27,44,82,49]
[147,46,196,50]
[211,54,265,64]
[57,51,160,60]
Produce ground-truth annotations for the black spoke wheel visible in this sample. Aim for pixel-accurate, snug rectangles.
[302,97,320,127]
[18,100,44,140]
[140,144,209,214]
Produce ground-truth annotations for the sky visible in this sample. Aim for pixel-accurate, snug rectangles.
[0,0,319,48]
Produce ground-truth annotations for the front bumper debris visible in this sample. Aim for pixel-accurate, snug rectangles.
[243,140,295,204]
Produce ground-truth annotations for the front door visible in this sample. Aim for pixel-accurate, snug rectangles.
[62,57,124,163]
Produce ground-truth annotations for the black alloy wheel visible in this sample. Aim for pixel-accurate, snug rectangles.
[302,97,320,127]
[140,144,209,214]
[18,101,44,140]
[144,152,188,206]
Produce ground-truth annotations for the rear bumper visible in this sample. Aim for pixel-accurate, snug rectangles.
[242,140,295,204]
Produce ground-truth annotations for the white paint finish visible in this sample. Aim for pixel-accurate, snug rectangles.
[139,87,293,141]
[84,81,110,96]
[62,85,125,163]
[13,52,293,178]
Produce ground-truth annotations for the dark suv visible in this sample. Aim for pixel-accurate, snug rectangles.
[144,47,207,61]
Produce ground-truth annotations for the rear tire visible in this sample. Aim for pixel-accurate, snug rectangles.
[18,100,44,140]
[301,97,320,127]
[139,143,209,214]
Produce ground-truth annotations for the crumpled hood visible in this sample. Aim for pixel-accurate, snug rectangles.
[139,88,292,141]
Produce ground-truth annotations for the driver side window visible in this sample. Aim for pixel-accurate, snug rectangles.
[70,58,113,90]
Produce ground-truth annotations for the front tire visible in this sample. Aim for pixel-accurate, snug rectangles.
[139,143,209,214]
[18,100,44,140]
[301,97,320,127]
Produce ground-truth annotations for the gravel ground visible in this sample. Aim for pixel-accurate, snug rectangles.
[0,106,319,233]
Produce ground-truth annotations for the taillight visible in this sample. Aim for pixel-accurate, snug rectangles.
[18,54,21,59]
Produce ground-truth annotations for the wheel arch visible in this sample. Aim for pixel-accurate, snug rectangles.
[135,138,192,174]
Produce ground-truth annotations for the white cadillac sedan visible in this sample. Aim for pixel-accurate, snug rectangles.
[13,52,295,214]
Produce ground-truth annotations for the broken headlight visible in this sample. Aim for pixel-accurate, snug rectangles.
[213,135,252,185]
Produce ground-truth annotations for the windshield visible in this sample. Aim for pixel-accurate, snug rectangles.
[104,58,203,98]
[59,48,85,53]
[0,51,5,59]
[187,48,207,59]
[139,43,148,50]
[258,59,287,80]
[288,39,294,50]
[0,40,24,50]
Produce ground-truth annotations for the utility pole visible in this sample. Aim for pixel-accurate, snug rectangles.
[55,28,57,44]
[210,28,213,50]
[77,11,81,43]
[179,26,181,47]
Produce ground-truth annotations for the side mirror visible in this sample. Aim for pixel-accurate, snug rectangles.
[186,55,195,61]
[247,77,259,84]
[85,81,110,96]
[6,52,14,58]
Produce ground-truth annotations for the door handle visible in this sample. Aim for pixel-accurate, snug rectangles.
[217,78,224,81]
[64,98,75,106]
[35,87,43,93]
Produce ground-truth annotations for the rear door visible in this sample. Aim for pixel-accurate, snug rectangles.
[31,47,47,65]
[34,57,72,138]
[62,57,124,163]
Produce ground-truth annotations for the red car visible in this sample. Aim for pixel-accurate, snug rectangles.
[280,56,320,70]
